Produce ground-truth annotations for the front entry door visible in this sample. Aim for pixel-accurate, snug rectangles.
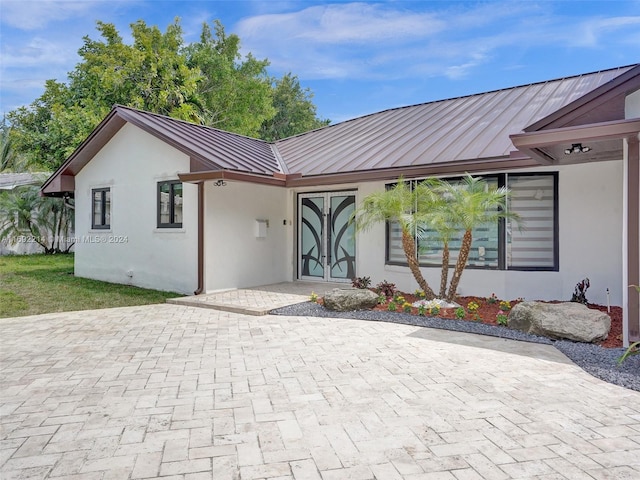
[298,192,356,281]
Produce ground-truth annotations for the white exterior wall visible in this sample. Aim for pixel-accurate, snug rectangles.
[74,123,198,294]
[625,89,640,118]
[352,162,624,306]
[204,181,291,291]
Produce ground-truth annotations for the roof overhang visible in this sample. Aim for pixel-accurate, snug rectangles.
[41,111,127,197]
[511,118,640,165]
[178,169,300,187]
[179,156,540,188]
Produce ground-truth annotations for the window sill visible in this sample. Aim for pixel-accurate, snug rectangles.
[153,228,186,233]
[89,229,112,233]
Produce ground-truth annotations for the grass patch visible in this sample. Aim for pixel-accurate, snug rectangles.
[0,253,182,318]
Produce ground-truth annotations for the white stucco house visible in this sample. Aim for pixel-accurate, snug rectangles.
[42,64,640,346]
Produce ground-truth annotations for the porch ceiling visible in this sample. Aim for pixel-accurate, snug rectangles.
[510,118,640,165]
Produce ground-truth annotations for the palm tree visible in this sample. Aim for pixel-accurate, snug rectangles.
[443,175,520,301]
[1,122,19,172]
[0,184,74,254]
[352,179,439,300]
[417,196,457,299]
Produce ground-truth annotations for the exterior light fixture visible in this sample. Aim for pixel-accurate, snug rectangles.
[214,179,227,186]
[564,143,591,155]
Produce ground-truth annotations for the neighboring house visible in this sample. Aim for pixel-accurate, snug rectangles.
[42,64,640,346]
[0,172,43,191]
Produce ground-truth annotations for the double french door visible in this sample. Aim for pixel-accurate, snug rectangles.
[298,191,356,282]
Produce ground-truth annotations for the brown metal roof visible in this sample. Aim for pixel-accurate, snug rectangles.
[275,65,637,177]
[116,106,283,174]
[42,64,639,196]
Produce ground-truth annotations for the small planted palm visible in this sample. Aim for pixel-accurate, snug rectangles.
[442,175,520,301]
[352,179,438,300]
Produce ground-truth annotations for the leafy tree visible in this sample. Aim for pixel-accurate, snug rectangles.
[352,179,439,300]
[260,73,330,141]
[0,184,74,254]
[8,18,328,171]
[184,20,275,136]
[70,20,202,120]
[9,19,203,170]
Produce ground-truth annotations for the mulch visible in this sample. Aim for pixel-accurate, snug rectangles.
[369,293,623,348]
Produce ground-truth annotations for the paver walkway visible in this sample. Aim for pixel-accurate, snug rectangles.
[2,303,640,480]
[168,282,347,315]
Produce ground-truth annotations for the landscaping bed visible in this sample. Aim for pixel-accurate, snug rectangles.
[368,292,623,348]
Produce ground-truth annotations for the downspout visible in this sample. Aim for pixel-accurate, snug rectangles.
[194,181,205,295]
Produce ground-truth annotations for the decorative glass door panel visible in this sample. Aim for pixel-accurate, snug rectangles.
[300,196,325,278]
[329,195,355,280]
[298,192,356,282]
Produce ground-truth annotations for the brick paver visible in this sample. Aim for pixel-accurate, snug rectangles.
[167,282,347,315]
[2,303,640,479]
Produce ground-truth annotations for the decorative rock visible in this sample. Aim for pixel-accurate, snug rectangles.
[323,288,379,312]
[507,301,611,343]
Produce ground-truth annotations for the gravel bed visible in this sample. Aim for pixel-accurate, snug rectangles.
[271,302,640,392]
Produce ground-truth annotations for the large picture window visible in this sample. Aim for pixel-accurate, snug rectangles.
[386,173,558,271]
[92,188,111,229]
[506,174,558,269]
[157,181,183,228]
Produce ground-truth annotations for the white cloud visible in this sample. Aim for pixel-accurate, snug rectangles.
[566,16,640,48]
[1,37,77,68]
[234,1,640,82]
[0,0,105,30]
[238,3,444,45]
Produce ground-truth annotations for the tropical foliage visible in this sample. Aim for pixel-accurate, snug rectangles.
[438,175,519,301]
[0,122,74,254]
[259,74,330,141]
[352,179,440,299]
[618,285,640,365]
[0,184,74,254]
[6,19,328,171]
[353,174,519,301]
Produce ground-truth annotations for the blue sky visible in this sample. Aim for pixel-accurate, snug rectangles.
[1,0,639,124]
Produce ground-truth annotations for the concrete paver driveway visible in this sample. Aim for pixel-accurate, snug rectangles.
[2,304,640,480]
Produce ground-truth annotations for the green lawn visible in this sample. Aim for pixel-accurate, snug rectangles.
[0,253,182,318]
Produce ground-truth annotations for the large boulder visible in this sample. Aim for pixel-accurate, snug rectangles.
[507,301,610,343]
[323,288,379,311]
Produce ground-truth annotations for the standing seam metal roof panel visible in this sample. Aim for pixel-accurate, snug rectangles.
[274,66,635,176]
[117,107,283,174]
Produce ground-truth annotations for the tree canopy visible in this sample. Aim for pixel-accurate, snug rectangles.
[7,19,329,171]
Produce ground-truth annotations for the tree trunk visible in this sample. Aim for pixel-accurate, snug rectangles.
[446,230,473,301]
[439,243,449,299]
[401,228,436,300]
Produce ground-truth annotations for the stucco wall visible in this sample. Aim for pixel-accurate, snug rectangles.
[351,162,624,306]
[74,123,198,294]
[204,181,291,291]
[625,89,640,118]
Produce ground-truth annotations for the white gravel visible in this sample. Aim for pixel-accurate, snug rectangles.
[271,302,640,392]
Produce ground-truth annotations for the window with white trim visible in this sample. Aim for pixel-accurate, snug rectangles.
[385,173,558,271]
[92,188,111,229]
[157,181,183,228]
